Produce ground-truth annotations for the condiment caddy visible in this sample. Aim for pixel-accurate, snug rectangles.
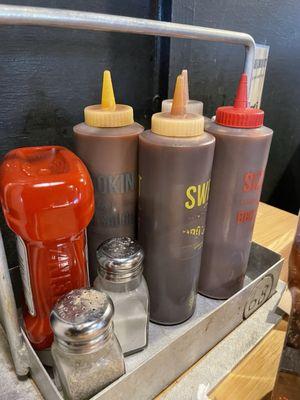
[0,7,283,400]
[0,75,277,400]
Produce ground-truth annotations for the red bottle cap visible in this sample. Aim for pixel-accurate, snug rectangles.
[216,73,264,128]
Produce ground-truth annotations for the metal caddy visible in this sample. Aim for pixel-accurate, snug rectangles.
[0,5,283,400]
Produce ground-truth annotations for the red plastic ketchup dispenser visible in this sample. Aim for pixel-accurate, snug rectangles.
[0,146,94,350]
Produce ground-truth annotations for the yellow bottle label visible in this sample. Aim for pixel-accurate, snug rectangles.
[185,179,210,210]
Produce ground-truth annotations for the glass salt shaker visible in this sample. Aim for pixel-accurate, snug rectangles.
[94,237,149,355]
[50,288,125,400]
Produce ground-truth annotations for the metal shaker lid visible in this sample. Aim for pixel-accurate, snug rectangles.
[96,237,144,282]
[50,288,113,344]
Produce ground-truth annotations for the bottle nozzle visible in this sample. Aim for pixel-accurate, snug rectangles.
[84,69,133,127]
[171,75,186,116]
[161,69,203,114]
[101,70,116,110]
[216,72,264,128]
[181,69,189,103]
[233,73,248,109]
[152,72,203,137]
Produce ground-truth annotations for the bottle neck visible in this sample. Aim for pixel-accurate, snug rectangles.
[55,322,113,355]
[98,272,142,293]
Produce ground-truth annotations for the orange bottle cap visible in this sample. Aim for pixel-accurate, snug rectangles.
[161,69,203,115]
[152,74,204,137]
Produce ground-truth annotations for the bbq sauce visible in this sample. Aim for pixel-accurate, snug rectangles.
[138,74,215,324]
[199,74,273,299]
[74,71,144,281]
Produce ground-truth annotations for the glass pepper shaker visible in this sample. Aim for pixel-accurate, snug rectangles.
[50,288,125,400]
[94,237,149,356]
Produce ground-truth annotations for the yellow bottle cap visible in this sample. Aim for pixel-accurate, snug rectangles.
[161,70,204,115]
[152,74,204,137]
[84,70,134,128]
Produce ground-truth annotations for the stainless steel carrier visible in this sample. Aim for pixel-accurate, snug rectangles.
[0,5,281,400]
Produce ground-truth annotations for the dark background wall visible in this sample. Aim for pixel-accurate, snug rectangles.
[0,0,299,266]
[0,0,157,267]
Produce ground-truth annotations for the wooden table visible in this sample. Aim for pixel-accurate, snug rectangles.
[211,203,298,400]
[160,202,298,400]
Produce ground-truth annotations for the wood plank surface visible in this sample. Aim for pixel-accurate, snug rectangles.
[210,203,298,400]
[253,203,298,282]
[210,319,288,400]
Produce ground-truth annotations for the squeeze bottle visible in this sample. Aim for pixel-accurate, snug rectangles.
[161,70,204,114]
[139,75,215,324]
[74,71,144,281]
[0,146,94,350]
[198,74,273,299]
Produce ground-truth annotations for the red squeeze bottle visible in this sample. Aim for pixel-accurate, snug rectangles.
[0,146,94,350]
[199,74,273,299]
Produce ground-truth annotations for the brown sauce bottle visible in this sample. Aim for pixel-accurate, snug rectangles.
[74,71,144,281]
[198,74,273,299]
[138,74,215,324]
